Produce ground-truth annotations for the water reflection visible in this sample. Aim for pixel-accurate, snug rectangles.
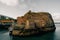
[1,24,60,40]
[11,32,55,40]
[0,28,56,40]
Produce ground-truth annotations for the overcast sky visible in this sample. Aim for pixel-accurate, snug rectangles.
[0,0,60,22]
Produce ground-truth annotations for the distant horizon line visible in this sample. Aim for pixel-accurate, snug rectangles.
[55,22,60,24]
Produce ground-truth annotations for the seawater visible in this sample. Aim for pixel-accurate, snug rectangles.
[11,24,60,40]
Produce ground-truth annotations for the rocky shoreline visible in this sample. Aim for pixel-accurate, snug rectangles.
[12,26,56,36]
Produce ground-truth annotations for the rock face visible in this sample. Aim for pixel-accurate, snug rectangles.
[12,10,56,36]
[24,11,56,31]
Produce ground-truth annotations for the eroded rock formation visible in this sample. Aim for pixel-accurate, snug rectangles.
[12,10,56,36]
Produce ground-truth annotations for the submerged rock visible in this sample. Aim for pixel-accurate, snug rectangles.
[11,10,56,36]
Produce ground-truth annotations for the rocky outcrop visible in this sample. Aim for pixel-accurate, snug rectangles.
[12,10,56,36]
[24,10,55,30]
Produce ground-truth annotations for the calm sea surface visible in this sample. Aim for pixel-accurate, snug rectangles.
[0,24,60,40]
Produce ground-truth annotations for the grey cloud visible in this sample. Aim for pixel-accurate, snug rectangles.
[0,0,60,22]
[0,0,19,6]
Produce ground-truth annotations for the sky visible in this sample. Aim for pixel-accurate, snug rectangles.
[0,0,60,22]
